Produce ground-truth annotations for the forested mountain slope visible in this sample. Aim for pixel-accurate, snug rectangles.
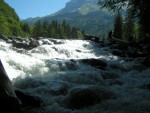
[23,0,114,37]
[0,0,29,36]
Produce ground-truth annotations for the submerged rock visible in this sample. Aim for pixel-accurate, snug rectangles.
[139,83,150,90]
[49,81,69,96]
[141,57,150,67]
[64,86,116,109]
[81,58,107,70]
[101,71,121,80]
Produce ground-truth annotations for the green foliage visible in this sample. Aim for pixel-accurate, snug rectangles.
[21,23,31,34]
[0,0,19,21]
[0,0,31,38]
[32,20,83,39]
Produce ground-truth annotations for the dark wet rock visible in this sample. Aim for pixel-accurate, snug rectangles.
[0,60,23,113]
[125,43,148,58]
[126,51,147,58]
[132,64,146,72]
[8,36,25,42]
[29,38,40,49]
[141,57,150,67]
[64,87,99,109]
[81,58,107,70]
[84,34,100,43]
[143,43,150,53]
[65,62,78,70]
[139,83,150,90]
[109,80,124,86]
[12,38,39,49]
[50,86,68,96]
[0,60,16,97]
[57,61,78,71]
[112,50,125,57]
[50,39,64,44]
[101,71,121,80]
[0,34,8,42]
[0,96,24,113]
[15,90,43,107]
[0,35,40,49]
[76,49,82,52]
[12,40,29,49]
[116,44,128,50]
[109,43,148,58]
[64,86,116,109]
[41,40,52,45]
[49,81,69,96]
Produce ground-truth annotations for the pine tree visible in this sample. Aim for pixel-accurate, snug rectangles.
[42,20,48,37]
[48,24,55,38]
[22,23,31,34]
[123,8,134,41]
[32,20,42,38]
[66,23,71,38]
[71,27,78,39]
[98,0,150,42]
[113,12,123,39]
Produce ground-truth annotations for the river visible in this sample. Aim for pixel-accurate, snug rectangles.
[0,38,150,113]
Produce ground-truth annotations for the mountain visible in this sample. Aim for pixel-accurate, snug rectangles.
[23,0,114,37]
[56,0,99,15]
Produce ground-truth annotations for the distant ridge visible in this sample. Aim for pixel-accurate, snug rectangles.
[23,0,114,37]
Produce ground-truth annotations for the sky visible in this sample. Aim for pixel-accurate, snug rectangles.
[4,0,70,19]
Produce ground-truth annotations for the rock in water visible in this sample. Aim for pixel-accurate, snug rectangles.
[0,60,23,113]
[81,58,107,70]
[65,87,99,109]
[64,86,116,109]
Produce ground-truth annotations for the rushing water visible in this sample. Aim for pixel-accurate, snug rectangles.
[0,39,150,113]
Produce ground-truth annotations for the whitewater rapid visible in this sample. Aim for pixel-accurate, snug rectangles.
[0,39,150,113]
[0,39,116,80]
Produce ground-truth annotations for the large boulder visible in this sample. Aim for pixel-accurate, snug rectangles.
[15,90,43,107]
[0,60,23,113]
[12,40,29,49]
[12,38,39,49]
[0,96,24,113]
[0,60,17,98]
[29,38,40,49]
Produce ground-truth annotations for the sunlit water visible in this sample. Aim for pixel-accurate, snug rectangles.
[0,39,150,113]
